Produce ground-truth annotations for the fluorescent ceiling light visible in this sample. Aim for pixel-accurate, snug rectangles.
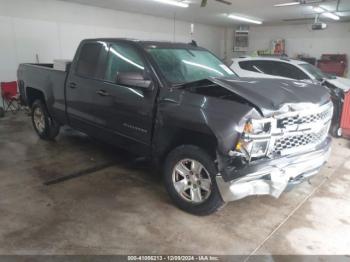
[228,14,263,24]
[312,6,340,20]
[274,2,300,7]
[153,0,189,8]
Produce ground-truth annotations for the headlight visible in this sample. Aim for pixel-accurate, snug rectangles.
[243,120,271,136]
[250,140,269,156]
[236,139,270,159]
[235,119,272,160]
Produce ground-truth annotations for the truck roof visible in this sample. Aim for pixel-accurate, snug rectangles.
[82,38,206,50]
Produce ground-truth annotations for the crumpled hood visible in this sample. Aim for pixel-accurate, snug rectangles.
[326,77,350,92]
[210,77,330,116]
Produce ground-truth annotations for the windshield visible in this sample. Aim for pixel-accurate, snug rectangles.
[146,47,236,85]
[299,63,331,81]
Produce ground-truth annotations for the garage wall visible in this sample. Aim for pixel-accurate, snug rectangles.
[0,0,225,83]
[247,22,350,76]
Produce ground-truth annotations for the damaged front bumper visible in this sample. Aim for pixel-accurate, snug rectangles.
[216,137,332,202]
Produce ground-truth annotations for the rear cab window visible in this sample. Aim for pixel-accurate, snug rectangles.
[75,41,108,79]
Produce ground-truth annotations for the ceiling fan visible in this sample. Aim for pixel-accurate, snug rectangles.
[200,0,232,7]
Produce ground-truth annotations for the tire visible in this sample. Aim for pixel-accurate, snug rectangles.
[31,100,60,140]
[163,145,225,216]
[331,124,342,138]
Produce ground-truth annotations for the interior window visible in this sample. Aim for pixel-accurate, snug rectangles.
[105,43,145,82]
[76,42,106,78]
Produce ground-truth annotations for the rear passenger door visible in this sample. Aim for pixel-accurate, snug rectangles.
[66,41,108,134]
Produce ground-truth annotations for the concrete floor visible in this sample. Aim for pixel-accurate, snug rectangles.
[1,112,350,257]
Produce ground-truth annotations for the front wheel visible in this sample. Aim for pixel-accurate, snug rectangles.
[163,145,225,216]
[31,100,60,140]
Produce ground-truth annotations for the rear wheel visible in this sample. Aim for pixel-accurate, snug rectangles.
[163,145,225,216]
[31,100,60,140]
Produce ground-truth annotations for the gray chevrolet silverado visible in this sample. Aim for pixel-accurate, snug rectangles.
[18,39,332,215]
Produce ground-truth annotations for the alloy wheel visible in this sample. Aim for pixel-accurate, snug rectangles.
[172,159,212,203]
[33,107,46,133]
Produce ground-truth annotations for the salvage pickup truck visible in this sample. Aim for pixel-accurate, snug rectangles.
[18,39,333,215]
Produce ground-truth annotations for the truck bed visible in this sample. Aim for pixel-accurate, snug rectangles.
[17,63,69,124]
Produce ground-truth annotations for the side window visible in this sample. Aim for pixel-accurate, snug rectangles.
[105,43,145,82]
[254,61,275,75]
[239,61,262,73]
[239,60,268,74]
[76,42,107,79]
[261,61,308,80]
[278,62,309,80]
[240,60,309,80]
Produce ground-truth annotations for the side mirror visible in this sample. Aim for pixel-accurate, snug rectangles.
[116,72,153,90]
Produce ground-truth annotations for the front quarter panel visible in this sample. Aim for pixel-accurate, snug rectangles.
[155,88,259,155]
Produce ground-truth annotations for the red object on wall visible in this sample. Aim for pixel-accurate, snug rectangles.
[317,54,347,77]
[1,81,20,113]
[1,82,18,99]
[340,92,350,137]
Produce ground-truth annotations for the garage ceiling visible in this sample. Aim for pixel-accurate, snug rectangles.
[60,0,350,26]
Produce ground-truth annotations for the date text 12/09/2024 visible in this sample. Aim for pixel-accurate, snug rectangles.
[127,256,220,261]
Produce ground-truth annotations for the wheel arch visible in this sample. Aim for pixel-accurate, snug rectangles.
[26,87,46,108]
[153,125,218,165]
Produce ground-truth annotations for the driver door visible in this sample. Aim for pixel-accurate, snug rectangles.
[92,41,158,151]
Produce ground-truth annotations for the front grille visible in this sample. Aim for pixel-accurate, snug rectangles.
[271,102,333,156]
[273,125,329,154]
[277,107,333,128]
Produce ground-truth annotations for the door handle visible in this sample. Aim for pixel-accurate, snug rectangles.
[96,90,110,97]
[69,82,77,89]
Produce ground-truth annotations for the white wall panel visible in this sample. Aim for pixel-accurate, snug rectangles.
[13,18,61,63]
[0,0,225,83]
[58,23,95,59]
[92,26,128,39]
[248,23,350,67]
[0,16,17,81]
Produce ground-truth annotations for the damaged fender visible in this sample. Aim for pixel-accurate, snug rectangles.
[152,79,261,180]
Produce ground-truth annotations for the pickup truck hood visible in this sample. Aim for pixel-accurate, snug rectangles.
[209,77,330,116]
[325,77,350,92]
